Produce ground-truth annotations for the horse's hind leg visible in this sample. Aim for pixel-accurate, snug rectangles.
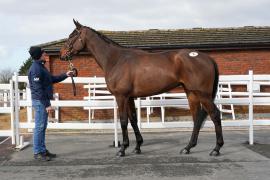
[201,97,224,156]
[128,97,143,154]
[180,92,207,154]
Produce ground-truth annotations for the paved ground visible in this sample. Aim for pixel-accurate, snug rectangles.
[0,129,270,180]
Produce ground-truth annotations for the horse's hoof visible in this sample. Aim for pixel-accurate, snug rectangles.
[132,148,141,154]
[116,151,125,157]
[180,148,190,154]
[209,150,220,156]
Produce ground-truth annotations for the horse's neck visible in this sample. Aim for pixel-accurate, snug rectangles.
[85,30,120,72]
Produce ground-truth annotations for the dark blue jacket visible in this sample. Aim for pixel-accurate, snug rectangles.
[28,60,68,107]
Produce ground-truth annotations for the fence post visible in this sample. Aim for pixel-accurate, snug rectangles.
[13,72,20,147]
[26,83,33,130]
[54,93,59,122]
[87,82,92,124]
[22,89,26,100]
[137,98,141,130]
[3,91,7,107]
[161,96,165,123]
[10,79,15,145]
[91,76,97,121]
[113,97,118,147]
[248,70,254,145]
[146,97,150,124]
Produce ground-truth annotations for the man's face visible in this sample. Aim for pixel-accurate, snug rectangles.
[40,51,47,61]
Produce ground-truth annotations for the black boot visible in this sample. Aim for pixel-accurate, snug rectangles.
[45,149,57,158]
[34,152,51,161]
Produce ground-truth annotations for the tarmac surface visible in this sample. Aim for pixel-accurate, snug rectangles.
[0,129,270,180]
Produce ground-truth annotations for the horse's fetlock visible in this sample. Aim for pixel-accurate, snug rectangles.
[218,141,224,147]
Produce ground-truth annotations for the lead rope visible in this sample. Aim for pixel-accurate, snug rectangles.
[68,59,78,96]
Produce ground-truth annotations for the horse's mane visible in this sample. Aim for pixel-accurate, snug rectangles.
[86,26,123,47]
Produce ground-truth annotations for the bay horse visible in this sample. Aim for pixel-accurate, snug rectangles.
[60,20,224,157]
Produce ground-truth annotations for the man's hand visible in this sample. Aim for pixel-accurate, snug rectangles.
[66,71,74,77]
[46,106,54,113]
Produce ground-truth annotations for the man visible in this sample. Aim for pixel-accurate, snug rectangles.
[28,46,73,161]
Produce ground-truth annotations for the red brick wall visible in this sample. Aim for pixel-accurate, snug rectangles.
[208,49,270,75]
[47,49,270,121]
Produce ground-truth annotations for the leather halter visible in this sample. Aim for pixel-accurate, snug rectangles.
[65,29,82,96]
[65,29,83,60]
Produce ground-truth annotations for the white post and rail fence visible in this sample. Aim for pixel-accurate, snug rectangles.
[0,70,270,149]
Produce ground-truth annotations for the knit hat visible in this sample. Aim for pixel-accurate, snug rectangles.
[29,46,44,60]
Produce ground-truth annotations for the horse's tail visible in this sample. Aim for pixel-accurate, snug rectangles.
[212,60,219,100]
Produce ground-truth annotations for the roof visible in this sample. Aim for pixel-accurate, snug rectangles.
[39,26,270,53]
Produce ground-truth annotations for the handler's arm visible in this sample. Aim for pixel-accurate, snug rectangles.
[51,73,68,83]
[51,71,74,83]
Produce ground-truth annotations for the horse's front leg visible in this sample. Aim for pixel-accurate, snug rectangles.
[128,98,143,154]
[116,95,129,157]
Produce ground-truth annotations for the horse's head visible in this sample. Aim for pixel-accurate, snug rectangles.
[60,19,87,61]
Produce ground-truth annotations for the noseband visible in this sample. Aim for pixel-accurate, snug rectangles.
[65,29,83,60]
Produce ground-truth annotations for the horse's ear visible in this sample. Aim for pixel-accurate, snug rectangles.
[73,19,82,29]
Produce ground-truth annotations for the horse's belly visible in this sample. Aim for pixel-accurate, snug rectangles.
[132,76,180,97]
